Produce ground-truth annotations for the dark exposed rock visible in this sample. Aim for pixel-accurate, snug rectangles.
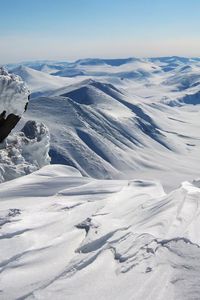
[0,68,29,143]
[0,101,29,143]
[0,112,20,143]
[21,120,43,141]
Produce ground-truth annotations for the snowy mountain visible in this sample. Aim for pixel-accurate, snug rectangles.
[20,57,200,191]
[10,65,80,98]
[1,56,200,299]
[7,60,69,74]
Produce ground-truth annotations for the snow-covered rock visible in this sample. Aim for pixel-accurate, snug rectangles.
[0,67,29,142]
[0,120,50,183]
[0,67,50,182]
[0,67,29,118]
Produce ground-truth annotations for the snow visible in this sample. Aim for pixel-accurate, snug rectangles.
[0,164,200,299]
[0,67,29,117]
[2,58,200,192]
[23,75,200,191]
[0,120,50,183]
[0,67,50,183]
[1,56,200,299]
[10,65,87,98]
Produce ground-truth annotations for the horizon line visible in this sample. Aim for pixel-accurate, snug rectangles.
[3,55,200,66]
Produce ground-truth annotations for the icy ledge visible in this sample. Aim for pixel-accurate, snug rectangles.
[0,120,50,183]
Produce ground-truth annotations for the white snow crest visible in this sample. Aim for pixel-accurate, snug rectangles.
[0,67,29,117]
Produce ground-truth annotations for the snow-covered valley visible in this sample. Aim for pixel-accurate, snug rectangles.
[1,56,200,299]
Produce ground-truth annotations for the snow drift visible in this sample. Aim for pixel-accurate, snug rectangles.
[0,164,200,299]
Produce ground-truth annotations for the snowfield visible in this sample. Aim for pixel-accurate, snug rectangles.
[0,165,200,299]
[1,56,200,299]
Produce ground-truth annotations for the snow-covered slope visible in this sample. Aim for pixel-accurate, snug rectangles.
[49,57,162,80]
[0,164,200,299]
[1,56,200,299]
[5,56,199,190]
[7,60,69,74]
[10,66,83,98]
[23,75,200,191]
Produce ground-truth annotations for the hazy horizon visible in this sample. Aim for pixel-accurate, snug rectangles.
[3,54,200,67]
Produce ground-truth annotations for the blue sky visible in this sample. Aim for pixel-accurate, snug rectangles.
[0,0,200,63]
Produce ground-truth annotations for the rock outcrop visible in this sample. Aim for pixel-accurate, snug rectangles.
[0,67,50,183]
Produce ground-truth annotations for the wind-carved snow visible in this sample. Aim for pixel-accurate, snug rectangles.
[0,165,200,299]
[0,120,50,182]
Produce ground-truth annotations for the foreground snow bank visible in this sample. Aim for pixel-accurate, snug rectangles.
[0,165,200,299]
[0,120,50,182]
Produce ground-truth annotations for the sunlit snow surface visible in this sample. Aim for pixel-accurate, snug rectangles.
[12,57,200,191]
[0,165,200,299]
[1,57,200,299]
